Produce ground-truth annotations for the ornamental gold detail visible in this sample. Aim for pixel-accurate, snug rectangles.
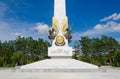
[52,17,59,36]
[55,35,65,45]
[48,16,72,46]
[62,17,68,36]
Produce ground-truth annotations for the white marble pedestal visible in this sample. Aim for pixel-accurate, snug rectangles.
[48,46,73,58]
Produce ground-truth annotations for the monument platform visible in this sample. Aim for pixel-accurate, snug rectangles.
[21,0,99,72]
[21,59,98,72]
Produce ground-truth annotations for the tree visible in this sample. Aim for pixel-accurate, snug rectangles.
[0,41,14,67]
[76,35,120,66]
[73,41,82,59]
[80,36,91,57]
[112,51,120,67]
[101,35,120,65]
[0,36,50,67]
[11,51,25,66]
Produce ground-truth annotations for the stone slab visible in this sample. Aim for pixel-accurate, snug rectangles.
[21,59,98,71]
[48,46,73,58]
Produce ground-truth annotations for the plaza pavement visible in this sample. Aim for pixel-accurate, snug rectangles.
[0,67,120,79]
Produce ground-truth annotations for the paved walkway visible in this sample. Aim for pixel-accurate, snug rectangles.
[0,68,120,79]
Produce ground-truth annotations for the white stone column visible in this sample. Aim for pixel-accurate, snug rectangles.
[54,0,66,23]
[48,0,73,58]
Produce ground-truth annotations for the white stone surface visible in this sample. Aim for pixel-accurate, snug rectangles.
[21,59,98,69]
[54,0,66,23]
[0,67,120,79]
[48,46,73,57]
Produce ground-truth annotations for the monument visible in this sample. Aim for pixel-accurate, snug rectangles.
[48,0,72,59]
[21,0,98,71]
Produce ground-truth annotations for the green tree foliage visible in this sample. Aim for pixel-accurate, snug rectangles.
[0,41,14,67]
[112,51,120,67]
[11,51,25,66]
[0,36,49,67]
[74,35,120,67]
[72,41,81,59]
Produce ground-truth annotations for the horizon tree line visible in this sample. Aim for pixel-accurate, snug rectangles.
[0,35,120,67]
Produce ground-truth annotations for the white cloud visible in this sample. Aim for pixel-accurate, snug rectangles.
[113,13,120,20]
[14,32,25,37]
[101,13,120,21]
[0,2,49,42]
[77,12,120,38]
[94,24,104,29]
[83,22,120,36]
[15,32,20,36]
[0,21,10,30]
[0,2,8,17]
[72,32,81,41]
[0,20,49,41]
[0,31,15,41]
[0,2,10,30]
[34,23,49,35]
[72,21,120,41]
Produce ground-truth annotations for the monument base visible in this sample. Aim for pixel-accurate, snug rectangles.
[48,46,73,58]
[21,59,98,72]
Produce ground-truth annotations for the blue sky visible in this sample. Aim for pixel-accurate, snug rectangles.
[0,0,120,45]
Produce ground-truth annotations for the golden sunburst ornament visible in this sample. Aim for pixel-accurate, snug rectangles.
[56,35,64,45]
